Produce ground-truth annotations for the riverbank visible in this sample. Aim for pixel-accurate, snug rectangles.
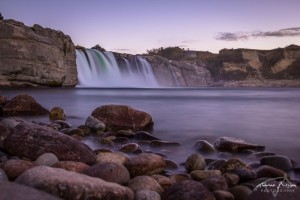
[0,92,300,199]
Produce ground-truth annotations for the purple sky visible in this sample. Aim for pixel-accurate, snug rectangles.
[1,0,300,54]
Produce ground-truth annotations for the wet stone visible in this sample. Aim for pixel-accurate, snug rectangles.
[185,153,206,172]
[260,155,293,172]
[206,159,226,170]
[112,137,129,144]
[51,120,71,129]
[219,158,249,173]
[134,131,160,141]
[247,152,276,160]
[151,174,173,190]
[194,140,217,154]
[165,159,179,170]
[52,161,89,173]
[96,152,129,165]
[2,159,36,180]
[119,143,141,153]
[0,168,8,182]
[150,140,181,147]
[85,116,105,131]
[117,130,135,138]
[256,165,287,178]
[214,137,265,153]
[49,107,66,121]
[77,125,91,135]
[232,168,257,182]
[223,173,240,187]
[169,173,191,183]
[61,128,84,137]
[229,185,252,200]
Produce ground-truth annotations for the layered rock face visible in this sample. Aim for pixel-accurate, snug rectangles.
[146,55,212,87]
[0,19,77,87]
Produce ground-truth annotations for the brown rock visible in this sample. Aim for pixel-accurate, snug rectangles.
[119,143,142,153]
[83,162,130,185]
[125,153,166,177]
[0,123,10,148]
[2,159,36,180]
[3,122,96,164]
[151,174,173,190]
[15,166,134,200]
[162,180,215,200]
[0,19,77,87]
[96,152,129,165]
[91,105,153,131]
[49,107,66,121]
[213,190,234,200]
[52,161,89,173]
[214,137,265,153]
[2,94,49,116]
[0,95,7,105]
[0,181,61,200]
[201,176,228,192]
[128,175,164,194]
[218,158,250,173]
[229,185,252,200]
[185,153,206,172]
[256,165,287,178]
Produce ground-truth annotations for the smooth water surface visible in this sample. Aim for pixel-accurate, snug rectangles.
[2,88,300,169]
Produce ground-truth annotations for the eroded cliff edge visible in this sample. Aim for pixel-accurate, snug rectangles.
[0,19,77,87]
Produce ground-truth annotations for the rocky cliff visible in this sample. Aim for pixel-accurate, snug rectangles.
[0,19,77,87]
[146,45,300,87]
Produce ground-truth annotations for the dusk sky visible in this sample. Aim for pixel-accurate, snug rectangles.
[1,0,300,54]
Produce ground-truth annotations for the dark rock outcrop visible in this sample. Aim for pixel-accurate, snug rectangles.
[0,19,77,87]
[2,94,49,116]
[3,122,96,164]
[91,105,153,132]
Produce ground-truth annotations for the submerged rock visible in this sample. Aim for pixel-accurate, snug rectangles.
[194,140,217,153]
[49,107,66,121]
[2,94,49,116]
[214,137,265,153]
[15,166,134,200]
[85,116,105,131]
[3,122,96,164]
[91,105,153,132]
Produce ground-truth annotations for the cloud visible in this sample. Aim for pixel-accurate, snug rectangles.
[181,40,200,44]
[216,27,300,41]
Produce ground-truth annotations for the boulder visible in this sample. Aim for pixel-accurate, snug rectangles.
[2,94,49,116]
[125,153,166,177]
[162,180,215,200]
[260,155,293,171]
[91,105,153,131]
[214,137,265,153]
[256,165,287,178]
[85,116,105,131]
[15,166,134,200]
[34,153,59,166]
[2,159,36,180]
[83,162,130,185]
[0,182,61,200]
[136,190,161,200]
[185,153,206,172]
[96,152,129,165]
[3,122,96,164]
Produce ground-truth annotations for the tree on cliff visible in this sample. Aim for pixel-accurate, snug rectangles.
[0,13,3,20]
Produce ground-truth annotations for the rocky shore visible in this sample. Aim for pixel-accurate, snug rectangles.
[0,93,299,200]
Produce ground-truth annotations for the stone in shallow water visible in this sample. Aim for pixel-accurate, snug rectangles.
[85,115,105,131]
[15,166,134,200]
[49,107,66,121]
[256,165,287,178]
[185,153,206,172]
[134,131,160,141]
[260,155,293,172]
[218,158,250,173]
[214,137,265,153]
[91,105,153,132]
[194,140,217,154]
[162,180,215,200]
[119,143,142,153]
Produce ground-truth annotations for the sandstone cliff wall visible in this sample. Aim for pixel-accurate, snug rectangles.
[0,19,77,87]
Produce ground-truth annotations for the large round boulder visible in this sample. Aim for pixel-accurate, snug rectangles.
[91,105,153,131]
[15,166,134,200]
[3,122,96,164]
[2,94,49,116]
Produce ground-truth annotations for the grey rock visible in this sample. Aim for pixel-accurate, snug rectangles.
[85,116,105,131]
[229,185,252,200]
[128,176,163,194]
[0,118,21,129]
[136,190,161,200]
[0,181,61,200]
[185,153,206,172]
[15,166,134,200]
[34,152,59,166]
[194,140,217,153]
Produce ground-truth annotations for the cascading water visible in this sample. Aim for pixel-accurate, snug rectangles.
[76,49,159,87]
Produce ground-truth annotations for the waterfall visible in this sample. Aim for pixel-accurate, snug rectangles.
[170,66,181,86]
[76,49,159,87]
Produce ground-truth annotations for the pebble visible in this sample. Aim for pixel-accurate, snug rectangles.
[34,153,59,167]
[185,154,206,172]
[96,152,129,165]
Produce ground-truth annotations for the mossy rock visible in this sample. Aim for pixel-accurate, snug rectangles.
[49,107,66,121]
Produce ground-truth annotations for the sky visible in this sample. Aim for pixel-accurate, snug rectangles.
[1,0,300,54]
